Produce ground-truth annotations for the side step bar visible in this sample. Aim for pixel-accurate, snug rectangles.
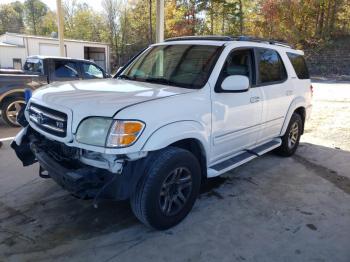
[207,138,282,177]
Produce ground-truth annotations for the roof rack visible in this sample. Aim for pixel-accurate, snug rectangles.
[231,36,292,48]
[164,35,292,48]
[164,36,234,42]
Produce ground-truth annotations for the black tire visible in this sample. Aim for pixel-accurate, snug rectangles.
[275,113,303,157]
[130,146,201,230]
[1,97,25,127]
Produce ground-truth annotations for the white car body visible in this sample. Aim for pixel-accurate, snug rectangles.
[13,36,312,229]
[24,39,311,175]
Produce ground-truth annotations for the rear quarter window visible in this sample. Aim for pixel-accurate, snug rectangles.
[256,48,287,84]
[287,52,310,79]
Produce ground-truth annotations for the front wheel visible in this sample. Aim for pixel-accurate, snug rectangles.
[130,147,201,230]
[275,113,303,157]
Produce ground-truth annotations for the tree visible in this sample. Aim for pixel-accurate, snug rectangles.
[24,0,48,35]
[0,2,25,34]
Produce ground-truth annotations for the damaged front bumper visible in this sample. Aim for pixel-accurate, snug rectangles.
[11,127,148,201]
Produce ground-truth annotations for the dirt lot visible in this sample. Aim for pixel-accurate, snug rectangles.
[0,82,349,262]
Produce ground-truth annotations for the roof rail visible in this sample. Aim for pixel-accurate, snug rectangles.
[231,36,292,48]
[164,36,233,42]
[164,35,292,48]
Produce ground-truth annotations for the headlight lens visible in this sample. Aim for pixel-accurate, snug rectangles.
[106,120,145,147]
[76,117,112,146]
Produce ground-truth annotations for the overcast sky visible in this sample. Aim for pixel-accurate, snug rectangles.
[1,0,105,12]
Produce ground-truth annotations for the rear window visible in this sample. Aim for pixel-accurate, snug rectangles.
[257,48,287,84]
[23,58,43,74]
[287,52,310,79]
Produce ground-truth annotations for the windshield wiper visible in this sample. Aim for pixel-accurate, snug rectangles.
[143,77,178,86]
[118,74,134,80]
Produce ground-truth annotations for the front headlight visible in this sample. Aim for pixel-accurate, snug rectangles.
[76,117,113,146]
[106,120,145,147]
[76,118,145,148]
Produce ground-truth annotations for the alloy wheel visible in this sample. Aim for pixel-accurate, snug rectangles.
[5,100,25,126]
[288,122,299,149]
[159,167,193,216]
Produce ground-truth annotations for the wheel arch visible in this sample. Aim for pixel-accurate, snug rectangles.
[280,97,307,136]
[0,89,25,106]
[141,121,209,179]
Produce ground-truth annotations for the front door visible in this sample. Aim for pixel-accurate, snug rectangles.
[211,48,263,164]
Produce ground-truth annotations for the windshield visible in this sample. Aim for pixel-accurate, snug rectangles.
[23,58,44,74]
[120,44,222,89]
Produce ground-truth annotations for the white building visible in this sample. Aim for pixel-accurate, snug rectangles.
[0,32,110,72]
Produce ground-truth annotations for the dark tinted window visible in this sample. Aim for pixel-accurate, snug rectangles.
[287,52,309,79]
[52,61,79,79]
[257,48,287,84]
[218,49,254,86]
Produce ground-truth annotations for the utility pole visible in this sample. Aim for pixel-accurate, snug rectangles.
[156,0,164,43]
[56,0,65,57]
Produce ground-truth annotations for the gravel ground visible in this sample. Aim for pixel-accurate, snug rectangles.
[0,82,349,262]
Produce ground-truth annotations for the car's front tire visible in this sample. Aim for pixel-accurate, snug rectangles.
[130,147,201,230]
[275,112,303,157]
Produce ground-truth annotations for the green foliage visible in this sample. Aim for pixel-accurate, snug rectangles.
[24,0,48,35]
[0,1,25,34]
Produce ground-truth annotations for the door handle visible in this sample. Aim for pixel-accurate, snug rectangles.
[250,96,261,103]
[286,90,293,96]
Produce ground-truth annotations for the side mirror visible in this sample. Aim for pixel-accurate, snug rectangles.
[221,75,250,92]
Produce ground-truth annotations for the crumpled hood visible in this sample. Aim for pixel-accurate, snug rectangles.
[31,78,195,129]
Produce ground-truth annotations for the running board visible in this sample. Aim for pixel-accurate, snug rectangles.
[207,138,282,177]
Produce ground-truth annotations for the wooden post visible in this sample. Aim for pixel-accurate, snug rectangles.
[56,0,65,57]
[156,0,164,43]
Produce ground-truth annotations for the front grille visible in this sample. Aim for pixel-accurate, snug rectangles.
[28,103,67,137]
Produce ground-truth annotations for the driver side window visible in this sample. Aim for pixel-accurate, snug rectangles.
[215,48,255,92]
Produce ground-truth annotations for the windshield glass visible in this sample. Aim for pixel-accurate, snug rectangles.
[120,44,222,89]
[23,58,44,74]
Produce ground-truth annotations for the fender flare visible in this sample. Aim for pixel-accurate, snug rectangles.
[0,89,25,104]
[280,96,306,136]
[141,120,210,156]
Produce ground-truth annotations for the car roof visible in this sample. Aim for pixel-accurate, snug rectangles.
[26,55,95,63]
[155,35,304,55]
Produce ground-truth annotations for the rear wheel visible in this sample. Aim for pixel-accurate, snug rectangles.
[130,147,201,230]
[1,97,25,127]
[275,113,303,157]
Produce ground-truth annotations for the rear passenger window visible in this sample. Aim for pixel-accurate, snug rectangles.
[257,48,287,84]
[287,52,310,79]
[52,61,79,79]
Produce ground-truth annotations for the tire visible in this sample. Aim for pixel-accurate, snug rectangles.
[275,113,303,157]
[130,146,201,230]
[1,97,25,127]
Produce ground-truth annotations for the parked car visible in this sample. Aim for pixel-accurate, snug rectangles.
[0,55,109,126]
[12,36,312,230]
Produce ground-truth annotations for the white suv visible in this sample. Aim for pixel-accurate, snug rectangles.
[12,36,312,229]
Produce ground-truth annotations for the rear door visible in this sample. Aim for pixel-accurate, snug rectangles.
[211,48,263,163]
[254,48,293,144]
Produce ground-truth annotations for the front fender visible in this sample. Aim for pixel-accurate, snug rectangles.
[141,120,210,156]
[280,96,306,136]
